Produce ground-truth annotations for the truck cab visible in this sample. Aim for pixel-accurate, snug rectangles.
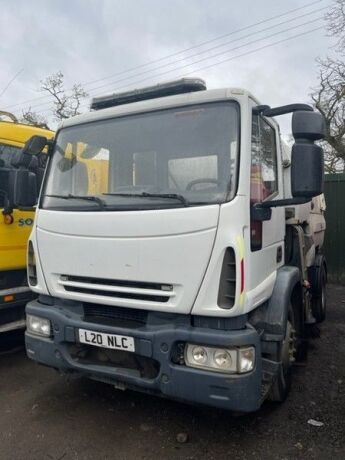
[23,79,326,412]
[0,113,54,333]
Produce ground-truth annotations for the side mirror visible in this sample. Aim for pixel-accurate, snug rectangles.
[292,111,326,141]
[291,111,325,198]
[291,143,324,198]
[0,167,38,213]
[10,169,38,209]
[22,135,48,156]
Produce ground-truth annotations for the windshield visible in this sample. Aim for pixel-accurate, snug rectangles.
[0,143,22,167]
[42,102,239,211]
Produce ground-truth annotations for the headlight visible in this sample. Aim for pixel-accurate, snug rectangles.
[27,314,51,337]
[185,344,237,373]
[185,344,255,374]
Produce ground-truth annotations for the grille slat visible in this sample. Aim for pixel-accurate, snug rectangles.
[62,275,164,291]
[64,285,169,303]
[59,274,173,304]
[60,280,172,298]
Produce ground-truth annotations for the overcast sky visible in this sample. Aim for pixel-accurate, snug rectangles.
[0,0,335,133]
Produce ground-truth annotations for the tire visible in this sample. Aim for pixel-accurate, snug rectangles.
[269,306,296,402]
[312,266,326,323]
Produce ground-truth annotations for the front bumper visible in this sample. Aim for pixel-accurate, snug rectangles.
[25,298,263,412]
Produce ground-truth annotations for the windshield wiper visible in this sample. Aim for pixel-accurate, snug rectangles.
[102,192,189,207]
[45,194,106,209]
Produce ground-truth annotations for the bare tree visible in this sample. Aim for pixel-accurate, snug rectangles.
[312,58,345,172]
[311,0,345,172]
[325,0,345,54]
[21,108,49,129]
[40,71,88,121]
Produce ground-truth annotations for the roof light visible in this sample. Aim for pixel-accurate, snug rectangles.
[90,78,207,110]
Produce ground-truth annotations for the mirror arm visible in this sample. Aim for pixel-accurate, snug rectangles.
[253,104,314,117]
[254,197,311,209]
[252,197,312,221]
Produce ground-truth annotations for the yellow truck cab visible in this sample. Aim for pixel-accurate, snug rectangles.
[0,112,54,333]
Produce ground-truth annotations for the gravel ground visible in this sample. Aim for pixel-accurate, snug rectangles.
[0,284,344,460]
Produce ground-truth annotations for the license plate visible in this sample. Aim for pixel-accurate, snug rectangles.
[78,329,135,352]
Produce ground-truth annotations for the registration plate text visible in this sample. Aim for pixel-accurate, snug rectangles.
[78,329,135,352]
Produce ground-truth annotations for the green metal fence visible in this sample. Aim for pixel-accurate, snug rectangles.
[324,173,345,284]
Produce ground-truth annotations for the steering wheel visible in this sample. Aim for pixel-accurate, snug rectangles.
[186,178,221,191]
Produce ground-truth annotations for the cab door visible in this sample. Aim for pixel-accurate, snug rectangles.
[247,103,285,306]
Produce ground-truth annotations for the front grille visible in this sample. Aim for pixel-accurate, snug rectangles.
[59,274,174,304]
[217,247,236,309]
[84,303,147,328]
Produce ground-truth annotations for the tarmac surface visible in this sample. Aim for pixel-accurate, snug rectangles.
[0,284,344,459]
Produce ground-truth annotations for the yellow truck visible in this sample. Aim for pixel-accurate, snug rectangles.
[0,112,54,333]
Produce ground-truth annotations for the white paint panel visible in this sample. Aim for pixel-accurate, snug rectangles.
[37,206,219,315]
[37,205,219,238]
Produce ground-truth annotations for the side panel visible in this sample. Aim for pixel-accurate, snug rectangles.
[0,210,34,271]
[193,97,286,317]
[0,125,54,273]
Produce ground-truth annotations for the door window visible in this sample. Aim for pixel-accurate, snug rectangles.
[250,115,278,251]
[250,115,278,203]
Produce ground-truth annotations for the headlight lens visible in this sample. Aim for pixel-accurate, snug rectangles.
[185,344,255,374]
[213,349,233,370]
[191,346,208,364]
[27,314,51,337]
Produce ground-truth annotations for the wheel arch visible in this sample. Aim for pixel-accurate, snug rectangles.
[258,266,301,340]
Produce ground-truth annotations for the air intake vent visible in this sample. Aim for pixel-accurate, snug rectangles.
[217,248,236,309]
[84,303,148,328]
[27,241,37,286]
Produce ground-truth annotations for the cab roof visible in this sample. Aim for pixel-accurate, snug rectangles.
[61,86,259,130]
[0,120,54,146]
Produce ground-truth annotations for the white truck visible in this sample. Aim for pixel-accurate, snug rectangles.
[19,79,327,412]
